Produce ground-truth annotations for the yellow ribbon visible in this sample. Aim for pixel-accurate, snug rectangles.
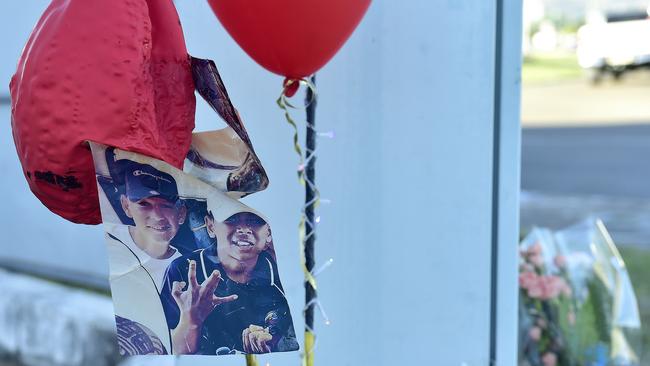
[276,93,304,180]
[303,331,316,366]
[245,354,258,366]
[299,216,318,291]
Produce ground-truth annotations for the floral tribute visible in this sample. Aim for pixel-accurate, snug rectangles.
[518,219,642,366]
[519,242,576,366]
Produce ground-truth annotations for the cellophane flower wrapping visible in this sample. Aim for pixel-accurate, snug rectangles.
[519,218,642,366]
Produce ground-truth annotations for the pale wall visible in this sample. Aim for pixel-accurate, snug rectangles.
[0,1,521,365]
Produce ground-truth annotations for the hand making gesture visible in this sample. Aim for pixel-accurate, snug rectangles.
[171,260,238,354]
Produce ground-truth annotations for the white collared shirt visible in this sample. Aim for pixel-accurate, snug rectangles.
[104,223,180,353]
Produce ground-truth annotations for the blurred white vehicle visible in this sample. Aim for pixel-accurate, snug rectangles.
[577,8,650,82]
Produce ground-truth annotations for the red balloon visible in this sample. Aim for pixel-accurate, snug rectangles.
[10,0,195,224]
[207,0,371,79]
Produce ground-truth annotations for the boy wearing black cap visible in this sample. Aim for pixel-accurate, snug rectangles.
[105,161,187,354]
[108,161,187,288]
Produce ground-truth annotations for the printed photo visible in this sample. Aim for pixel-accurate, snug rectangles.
[186,57,269,197]
[91,141,298,356]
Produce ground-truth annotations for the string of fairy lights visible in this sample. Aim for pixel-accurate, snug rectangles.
[243,77,333,366]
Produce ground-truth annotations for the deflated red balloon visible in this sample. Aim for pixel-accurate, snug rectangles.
[10,0,196,224]
[207,0,371,79]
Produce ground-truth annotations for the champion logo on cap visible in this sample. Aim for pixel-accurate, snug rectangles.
[133,169,173,184]
[124,162,179,203]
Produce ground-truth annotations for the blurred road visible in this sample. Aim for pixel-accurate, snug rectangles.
[521,68,650,247]
[522,124,650,198]
[521,124,650,247]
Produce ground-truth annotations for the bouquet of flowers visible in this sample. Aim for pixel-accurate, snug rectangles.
[519,219,642,366]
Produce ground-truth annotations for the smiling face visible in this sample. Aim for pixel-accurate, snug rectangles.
[121,195,186,244]
[207,212,270,263]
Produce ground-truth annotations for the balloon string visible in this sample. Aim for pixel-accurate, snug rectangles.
[302,75,319,366]
[277,77,322,366]
[276,79,320,294]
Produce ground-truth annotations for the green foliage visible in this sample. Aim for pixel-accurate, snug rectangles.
[557,297,580,364]
[618,246,650,363]
[547,14,584,34]
[587,277,613,344]
[522,53,583,85]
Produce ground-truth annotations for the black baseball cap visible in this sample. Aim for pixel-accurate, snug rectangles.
[124,162,179,203]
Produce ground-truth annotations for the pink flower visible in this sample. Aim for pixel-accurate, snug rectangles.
[519,272,560,300]
[567,311,576,326]
[540,275,566,300]
[550,276,565,297]
[553,255,567,269]
[536,318,547,329]
[530,254,545,268]
[542,352,557,366]
[528,283,544,299]
[519,271,538,289]
[545,276,570,299]
[521,273,571,300]
[528,326,542,341]
[529,242,543,256]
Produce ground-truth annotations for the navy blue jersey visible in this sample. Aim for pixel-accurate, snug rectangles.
[160,249,298,355]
